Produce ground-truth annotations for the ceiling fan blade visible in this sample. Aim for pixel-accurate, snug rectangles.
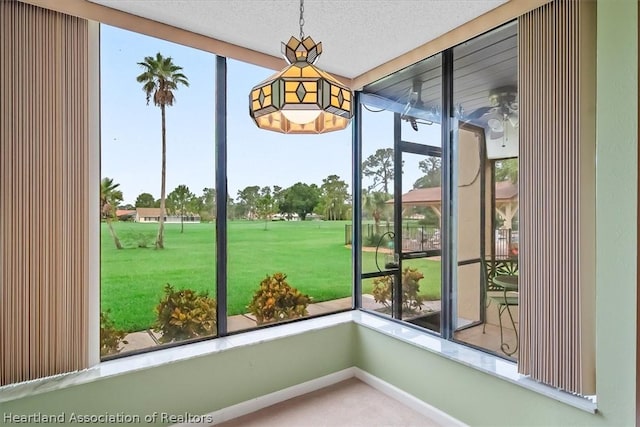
[465,106,493,121]
[489,129,504,139]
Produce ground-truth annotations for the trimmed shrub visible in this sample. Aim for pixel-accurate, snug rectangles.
[247,273,311,325]
[372,267,425,313]
[100,310,128,357]
[155,284,217,343]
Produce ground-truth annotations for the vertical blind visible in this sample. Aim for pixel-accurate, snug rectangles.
[518,0,596,395]
[0,0,90,385]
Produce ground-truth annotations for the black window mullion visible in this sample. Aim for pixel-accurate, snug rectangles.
[215,55,228,336]
[392,112,403,320]
[352,92,363,309]
[441,48,455,340]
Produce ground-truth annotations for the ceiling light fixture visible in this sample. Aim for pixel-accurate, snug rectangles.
[249,0,353,134]
[487,117,504,132]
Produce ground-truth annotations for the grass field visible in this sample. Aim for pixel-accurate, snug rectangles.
[101,220,441,332]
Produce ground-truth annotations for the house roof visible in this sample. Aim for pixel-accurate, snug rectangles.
[136,207,161,217]
[392,181,517,206]
[135,207,201,217]
[116,209,136,217]
[399,187,442,206]
[495,180,518,200]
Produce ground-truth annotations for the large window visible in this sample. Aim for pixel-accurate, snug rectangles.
[100,25,216,357]
[98,21,518,361]
[225,59,352,331]
[357,23,519,359]
[99,30,353,359]
[359,54,443,332]
[452,22,519,358]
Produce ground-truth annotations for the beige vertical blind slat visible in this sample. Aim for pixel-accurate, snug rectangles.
[518,0,596,395]
[1,0,89,386]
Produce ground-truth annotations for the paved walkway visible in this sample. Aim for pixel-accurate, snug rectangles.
[120,297,356,352]
[119,296,441,353]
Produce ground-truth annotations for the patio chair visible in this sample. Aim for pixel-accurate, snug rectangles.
[482,257,519,355]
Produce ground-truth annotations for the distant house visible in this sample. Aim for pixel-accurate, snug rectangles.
[135,207,201,224]
[115,209,136,221]
[271,213,299,221]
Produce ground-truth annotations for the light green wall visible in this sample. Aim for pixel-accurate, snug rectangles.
[355,326,601,426]
[0,324,355,426]
[595,0,638,424]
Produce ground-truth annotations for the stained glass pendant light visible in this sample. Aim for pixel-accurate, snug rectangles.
[249,0,353,134]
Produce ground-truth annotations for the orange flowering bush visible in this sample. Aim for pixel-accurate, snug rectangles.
[247,273,311,325]
[372,267,425,313]
[155,284,217,343]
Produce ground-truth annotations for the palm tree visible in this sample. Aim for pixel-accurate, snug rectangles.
[136,52,189,249]
[363,191,391,235]
[100,177,123,250]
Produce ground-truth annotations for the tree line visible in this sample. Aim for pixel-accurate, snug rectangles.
[116,174,349,220]
[232,174,351,226]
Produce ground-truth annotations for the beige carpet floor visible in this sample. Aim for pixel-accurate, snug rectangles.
[216,378,448,427]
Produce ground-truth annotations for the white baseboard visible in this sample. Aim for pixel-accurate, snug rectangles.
[353,368,467,427]
[173,367,465,427]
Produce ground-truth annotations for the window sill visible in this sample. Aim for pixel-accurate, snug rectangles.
[0,310,597,414]
[352,311,597,414]
[0,313,354,404]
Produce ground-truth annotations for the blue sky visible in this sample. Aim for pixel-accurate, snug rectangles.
[100,25,434,205]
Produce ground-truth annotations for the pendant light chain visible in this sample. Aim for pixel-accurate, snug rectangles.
[299,0,305,40]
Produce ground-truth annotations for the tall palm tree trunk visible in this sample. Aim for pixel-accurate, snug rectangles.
[156,104,167,249]
[106,218,123,249]
[373,210,381,235]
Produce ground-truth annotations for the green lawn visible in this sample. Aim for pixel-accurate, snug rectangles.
[101,220,441,332]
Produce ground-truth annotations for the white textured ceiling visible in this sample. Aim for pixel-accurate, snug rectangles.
[89,0,508,79]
